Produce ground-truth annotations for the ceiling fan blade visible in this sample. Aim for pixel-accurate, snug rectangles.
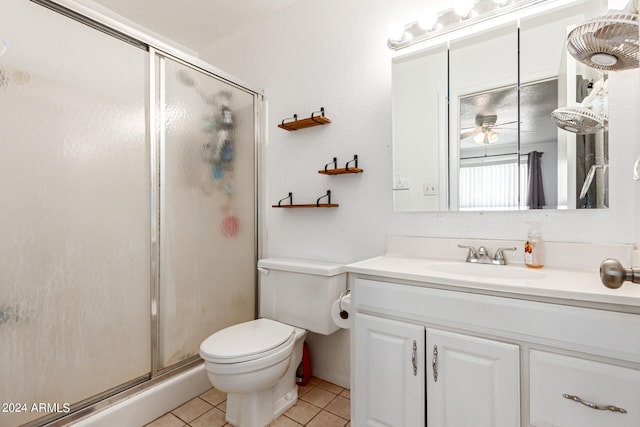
[494,120,518,126]
[460,128,481,139]
[491,125,535,131]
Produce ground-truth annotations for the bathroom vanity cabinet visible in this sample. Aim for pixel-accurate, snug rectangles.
[350,276,640,427]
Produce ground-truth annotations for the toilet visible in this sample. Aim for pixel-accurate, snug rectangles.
[199,258,346,427]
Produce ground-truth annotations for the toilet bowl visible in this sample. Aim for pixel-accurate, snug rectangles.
[201,319,307,427]
[199,258,346,427]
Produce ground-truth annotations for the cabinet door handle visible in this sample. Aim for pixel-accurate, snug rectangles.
[432,345,438,382]
[562,394,627,413]
[411,340,418,376]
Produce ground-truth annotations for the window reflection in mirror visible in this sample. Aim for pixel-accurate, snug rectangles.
[391,0,609,212]
[458,85,519,210]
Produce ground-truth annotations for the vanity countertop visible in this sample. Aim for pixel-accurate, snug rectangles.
[346,254,640,310]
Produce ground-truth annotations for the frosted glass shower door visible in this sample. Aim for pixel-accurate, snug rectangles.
[158,57,256,369]
[0,1,150,426]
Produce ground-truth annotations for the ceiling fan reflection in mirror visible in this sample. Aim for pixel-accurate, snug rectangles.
[460,114,517,145]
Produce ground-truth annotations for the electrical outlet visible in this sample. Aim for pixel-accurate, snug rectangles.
[423,183,438,196]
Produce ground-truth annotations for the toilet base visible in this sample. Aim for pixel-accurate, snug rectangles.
[225,384,298,427]
[223,328,307,427]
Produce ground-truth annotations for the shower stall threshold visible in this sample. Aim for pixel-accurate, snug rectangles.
[43,360,210,427]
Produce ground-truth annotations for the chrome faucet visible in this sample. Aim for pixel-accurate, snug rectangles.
[457,244,516,265]
[477,246,490,263]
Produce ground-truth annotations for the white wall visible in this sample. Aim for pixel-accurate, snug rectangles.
[203,0,640,387]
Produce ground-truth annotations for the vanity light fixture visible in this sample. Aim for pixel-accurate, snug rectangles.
[387,0,544,50]
[454,0,477,18]
[417,8,439,31]
[387,21,406,42]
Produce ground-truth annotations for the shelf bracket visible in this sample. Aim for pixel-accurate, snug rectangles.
[310,107,326,124]
[316,190,331,207]
[345,154,358,170]
[324,157,338,173]
[277,192,293,207]
[280,114,298,131]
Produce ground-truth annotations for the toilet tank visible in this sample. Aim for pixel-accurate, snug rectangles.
[258,258,346,335]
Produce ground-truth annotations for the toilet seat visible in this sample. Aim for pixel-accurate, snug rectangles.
[200,318,295,364]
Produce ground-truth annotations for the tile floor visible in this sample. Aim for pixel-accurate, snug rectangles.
[145,377,351,427]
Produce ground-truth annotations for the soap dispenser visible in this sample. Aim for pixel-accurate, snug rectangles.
[524,222,544,269]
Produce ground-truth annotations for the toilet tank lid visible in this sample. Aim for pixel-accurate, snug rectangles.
[258,258,345,276]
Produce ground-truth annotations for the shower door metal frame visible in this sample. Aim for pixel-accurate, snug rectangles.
[20,1,264,426]
[149,48,263,377]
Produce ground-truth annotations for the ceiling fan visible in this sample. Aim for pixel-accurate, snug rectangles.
[460,114,517,144]
[551,78,608,134]
[566,0,639,72]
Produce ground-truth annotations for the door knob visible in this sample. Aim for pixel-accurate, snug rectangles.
[599,258,640,289]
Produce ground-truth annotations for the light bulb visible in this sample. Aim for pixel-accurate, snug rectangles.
[417,9,438,31]
[487,131,499,144]
[453,0,475,18]
[474,132,485,144]
[387,21,406,42]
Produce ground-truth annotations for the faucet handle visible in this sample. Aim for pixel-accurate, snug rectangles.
[493,247,517,265]
[457,244,478,263]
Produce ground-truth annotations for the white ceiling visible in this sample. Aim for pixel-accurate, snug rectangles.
[89,0,302,53]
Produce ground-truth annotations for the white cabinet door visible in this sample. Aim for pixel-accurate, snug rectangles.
[353,313,425,427]
[426,328,520,427]
[530,350,640,427]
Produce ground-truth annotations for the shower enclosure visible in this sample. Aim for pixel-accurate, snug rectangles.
[0,1,260,426]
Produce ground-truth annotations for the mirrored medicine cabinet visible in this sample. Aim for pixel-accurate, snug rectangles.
[392,0,610,212]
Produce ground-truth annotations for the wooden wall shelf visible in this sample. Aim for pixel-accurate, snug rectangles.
[278,108,331,131]
[272,191,338,208]
[318,168,363,175]
[318,155,363,175]
[272,203,339,208]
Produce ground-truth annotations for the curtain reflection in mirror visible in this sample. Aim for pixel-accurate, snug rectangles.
[527,151,546,209]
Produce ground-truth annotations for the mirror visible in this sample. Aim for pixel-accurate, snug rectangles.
[392,0,610,212]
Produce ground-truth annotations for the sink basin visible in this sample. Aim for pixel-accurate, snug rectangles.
[425,262,545,280]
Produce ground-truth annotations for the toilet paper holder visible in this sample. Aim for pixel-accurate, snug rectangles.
[338,289,351,319]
